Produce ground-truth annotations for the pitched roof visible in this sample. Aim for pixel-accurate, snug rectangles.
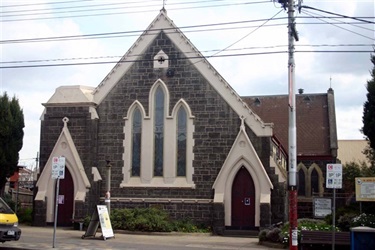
[91,9,273,137]
[242,90,334,156]
[46,85,95,105]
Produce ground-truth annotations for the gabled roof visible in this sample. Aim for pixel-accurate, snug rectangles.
[36,117,91,202]
[242,89,336,156]
[45,85,95,105]
[92,9,272,137]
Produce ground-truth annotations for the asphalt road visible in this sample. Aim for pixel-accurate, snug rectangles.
[0,225,277,250]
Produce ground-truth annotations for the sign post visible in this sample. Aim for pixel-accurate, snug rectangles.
[326,163,342,250]
[52,156,65,248]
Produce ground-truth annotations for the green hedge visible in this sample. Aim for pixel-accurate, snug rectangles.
[84,207,210,233]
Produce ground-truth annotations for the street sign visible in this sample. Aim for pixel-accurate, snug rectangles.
[326,163,342,189]
[314,198,332,218]
[52,156,65,179]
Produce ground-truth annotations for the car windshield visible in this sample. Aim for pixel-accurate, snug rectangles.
[0,198,15,214]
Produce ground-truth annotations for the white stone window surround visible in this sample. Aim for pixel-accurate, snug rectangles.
[153,50,169,69]
[121,79,195,188]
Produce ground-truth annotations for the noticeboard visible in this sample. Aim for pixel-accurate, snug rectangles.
[313,198,332,218]
[355,177,375,202]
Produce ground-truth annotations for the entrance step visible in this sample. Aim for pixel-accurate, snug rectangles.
[223,229,259,238]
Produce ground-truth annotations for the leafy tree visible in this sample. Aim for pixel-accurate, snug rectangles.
[362,50,375,165]
[343,162,363,194]
[0,92,24,196]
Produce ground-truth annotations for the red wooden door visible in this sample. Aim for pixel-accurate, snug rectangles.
[231,166,255,229]
[56,168,74,226]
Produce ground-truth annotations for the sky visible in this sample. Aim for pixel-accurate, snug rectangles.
[1,0,374,170]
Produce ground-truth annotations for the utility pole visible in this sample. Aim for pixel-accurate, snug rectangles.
[277,0,299,248]
[287,0,299,249]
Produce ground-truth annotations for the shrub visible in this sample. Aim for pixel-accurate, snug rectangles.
[1,194,16,211]
[279,218,334,246]
[266,227,282,243]
[258,229,269,242]
[17,207,32,224]
[108,207,209,233]
[337,213,357,231]
[351,213,375,228]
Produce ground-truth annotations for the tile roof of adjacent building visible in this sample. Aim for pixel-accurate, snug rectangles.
[242,90,334,157]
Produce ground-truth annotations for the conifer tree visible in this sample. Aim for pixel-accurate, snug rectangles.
[0,92,24,196]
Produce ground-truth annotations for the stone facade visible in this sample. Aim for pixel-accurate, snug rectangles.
[34,10,290,232]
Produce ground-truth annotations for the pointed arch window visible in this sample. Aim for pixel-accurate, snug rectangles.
[298,168,306,196]
[154,87,164,176]
[131,107,142,176]
[177,107,187,176]
[311,168,319,196]
[122,79,195,188]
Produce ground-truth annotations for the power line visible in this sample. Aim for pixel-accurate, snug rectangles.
[0,1,273,22]
[2,44,372,65]
[2,16,372,44]
[301,9,375,41]
[1,50,372,69]
[0,1,162,18]
[0,0,159,14]
[0,0,251,15]
[210,9,284,57]
[0,17,289,44]
[0,0,92,8]
[302,5,375,24]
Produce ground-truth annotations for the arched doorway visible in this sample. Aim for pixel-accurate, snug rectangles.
[56,168,74,226]
[231,166,255,229]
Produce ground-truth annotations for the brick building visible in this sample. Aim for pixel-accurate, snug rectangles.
[34,10,337,232]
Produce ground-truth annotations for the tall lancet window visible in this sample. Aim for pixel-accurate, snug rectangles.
[177,107,187,176]
[132,107,142,176]
[154,87,164,176]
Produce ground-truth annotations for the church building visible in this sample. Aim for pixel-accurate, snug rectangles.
[33,9,337,233]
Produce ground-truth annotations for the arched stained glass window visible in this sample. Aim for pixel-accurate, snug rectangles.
[177,107,187,176]
[311,168,319,196]
[132,107,142,176]
[298,169,306,196]
[154,87,164,176]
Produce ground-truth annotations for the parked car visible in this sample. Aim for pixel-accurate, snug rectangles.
[0,197,21,243]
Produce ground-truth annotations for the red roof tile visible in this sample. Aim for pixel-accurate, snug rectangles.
[242,93,331,156]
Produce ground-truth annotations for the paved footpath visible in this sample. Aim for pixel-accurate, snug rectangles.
[0,225,279,250]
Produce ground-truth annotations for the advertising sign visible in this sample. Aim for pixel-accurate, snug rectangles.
[355,177,375,201]
[97,205,114,239]
[326,163,342,189]
[314,198,332,218]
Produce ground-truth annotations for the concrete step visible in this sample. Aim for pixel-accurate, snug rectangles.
[223,229,259,238]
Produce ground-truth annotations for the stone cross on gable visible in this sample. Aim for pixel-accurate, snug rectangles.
[158,56,165,64]
[62,117,69,128]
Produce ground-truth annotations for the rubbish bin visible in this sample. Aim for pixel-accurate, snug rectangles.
[350,226,375,250]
